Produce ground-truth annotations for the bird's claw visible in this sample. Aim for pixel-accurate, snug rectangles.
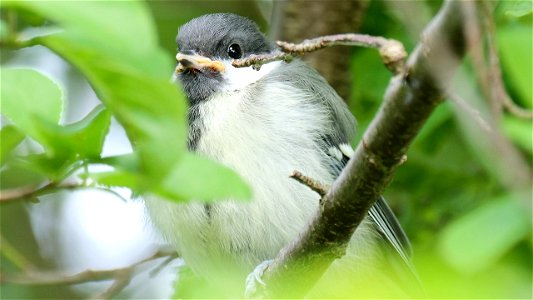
[244,259,273,298]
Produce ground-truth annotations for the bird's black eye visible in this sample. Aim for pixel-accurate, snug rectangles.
[227,43,242,59]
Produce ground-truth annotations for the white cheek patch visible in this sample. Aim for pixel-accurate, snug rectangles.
[220,60,281,92]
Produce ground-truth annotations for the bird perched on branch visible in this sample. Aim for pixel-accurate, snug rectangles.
[146,13,418,298]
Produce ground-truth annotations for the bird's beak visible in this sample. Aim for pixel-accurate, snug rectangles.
[175,52,225,73]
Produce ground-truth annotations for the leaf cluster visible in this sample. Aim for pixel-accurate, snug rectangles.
[1,1,251,203]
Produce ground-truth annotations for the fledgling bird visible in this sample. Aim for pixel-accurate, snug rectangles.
[145,13,418,298]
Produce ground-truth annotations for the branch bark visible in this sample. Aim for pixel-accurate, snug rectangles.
[251,0,470,298]
[233,34,406,74]
[0,181,129,203]
[0,248,178,299]
[290,171,329,198]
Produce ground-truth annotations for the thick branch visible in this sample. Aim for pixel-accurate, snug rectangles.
[252,0,469,298]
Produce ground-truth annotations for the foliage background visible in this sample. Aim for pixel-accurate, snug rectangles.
[1,0,531,298]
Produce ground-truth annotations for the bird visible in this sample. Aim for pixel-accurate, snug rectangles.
[145,13,419,298]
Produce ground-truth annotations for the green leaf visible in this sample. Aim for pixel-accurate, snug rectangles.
[12,154,82,181]
[0,18,7,41]
[74,58,188,179]
[36,105,111,160]
[501,0,533,19]
[88,153,143,190]
[0,162,46,190]
[8,1,186,183]
[159,153,252,202]
[0,68,63,149]
[7,1,172,79]
[502,115,533,153]
[497,24,532,107]
[87,169,143,190]
[66,105,111,159]
[438,195,530,273]
[11,1,158,51]
[8,1,251,202]
[98,153,140,173]
[0,125,25,165]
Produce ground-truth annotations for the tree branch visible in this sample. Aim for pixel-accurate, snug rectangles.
[232,33,406,75]
[462,1,532,120]
[290,171,329,198]
[480,2,532,119]
[0,182,78,203]
[0,181,129,204]
[250,0,470,298]
[0,248,178,299]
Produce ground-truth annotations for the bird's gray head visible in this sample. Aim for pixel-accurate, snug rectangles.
[175,13,276,105]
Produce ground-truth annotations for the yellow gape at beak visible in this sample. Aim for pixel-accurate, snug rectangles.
[175,53,225,73]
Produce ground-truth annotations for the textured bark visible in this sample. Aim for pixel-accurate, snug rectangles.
[274,0,370,102]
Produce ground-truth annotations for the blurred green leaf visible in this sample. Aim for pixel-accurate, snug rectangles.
[5,1,251,201]
[0,160,47,189]
[69,58,188,181]
[12,154,83,181]
[90,151,252,203]
[500,0,533,19]
[438,195,530,273]
[173,265,220,298]
[25,0,186,184]
[159,153,252,202]
[413,103,454,152]
[0,125,24,165]
[0,68,63,149]
[87,153,142,190]
[502,115,533,153]
[497,24,532,107]
[98,153,140,173]
[0,68,111,179]
[6,0,171,78]
[36,104,111,160]
[0,17,7,40]
[416,247,533,298]
[87,169,142,190]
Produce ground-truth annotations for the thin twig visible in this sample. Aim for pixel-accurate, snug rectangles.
[233,33,407,74]
[461,1,495,116]
[0,181,129,203]
[461,1,532,120]
[481,2,532,119]
[0,248,178,299]
[92,269,133,300]
[233,51,294,70]
[149,255,178,277]
[0,182,78,203]
[290,171,330,198]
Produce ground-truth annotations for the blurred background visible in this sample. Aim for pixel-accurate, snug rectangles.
[1,0,531,298]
